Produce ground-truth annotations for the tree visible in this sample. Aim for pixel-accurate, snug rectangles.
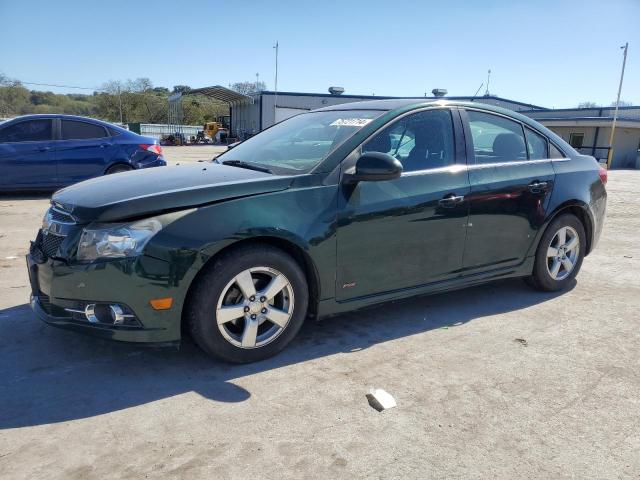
[172,85,191,94]
[0,74,227,125]
[578,101,599,108]
[230,80,266,95]
[611,100,632,107]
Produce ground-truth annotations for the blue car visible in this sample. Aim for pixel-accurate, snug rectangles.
[0,114,166,190]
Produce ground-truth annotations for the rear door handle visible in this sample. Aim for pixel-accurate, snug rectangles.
[438,194,465,208]
[38,146,51,152]
[528,181,549,193]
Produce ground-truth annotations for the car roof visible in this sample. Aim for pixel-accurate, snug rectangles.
[314,98,575,155]
[9,113,104,121]
[316,99,541,127]
[3,114,128,132]
[315,98,443,111]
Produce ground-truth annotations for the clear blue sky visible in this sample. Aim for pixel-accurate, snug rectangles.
[1,0,638,108]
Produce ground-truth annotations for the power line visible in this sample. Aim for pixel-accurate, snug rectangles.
[19,81,102,91]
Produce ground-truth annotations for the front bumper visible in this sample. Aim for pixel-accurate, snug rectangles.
[26,252,183,344]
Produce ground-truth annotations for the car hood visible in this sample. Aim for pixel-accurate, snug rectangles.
[52,163,293,223]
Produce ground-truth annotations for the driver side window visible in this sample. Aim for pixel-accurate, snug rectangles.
[363,109,455,172]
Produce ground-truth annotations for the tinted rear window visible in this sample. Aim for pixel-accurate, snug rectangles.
[0,119,52,142]
[61,120,108,140]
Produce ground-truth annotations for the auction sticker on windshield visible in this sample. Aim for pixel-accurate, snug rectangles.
[330,118,374,127]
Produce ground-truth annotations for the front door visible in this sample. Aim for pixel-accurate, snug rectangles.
[336,108,470,301]
[55,118,113,186]
[460,109,556,272]
[0,118,57,188]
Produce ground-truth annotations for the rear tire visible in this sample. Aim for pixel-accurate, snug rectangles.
[186,244,309,363]
[105,164,133,175]
[526,213,586,292]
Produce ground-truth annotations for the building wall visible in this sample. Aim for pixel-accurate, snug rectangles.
[137,123,202,140]
[229,92,546,137]
[545,125,640,168]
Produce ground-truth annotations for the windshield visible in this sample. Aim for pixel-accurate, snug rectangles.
[216,110,384,174]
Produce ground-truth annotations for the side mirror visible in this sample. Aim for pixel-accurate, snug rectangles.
[343,152,403,183]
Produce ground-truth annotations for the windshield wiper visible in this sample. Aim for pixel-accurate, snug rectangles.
[221,160,274,174]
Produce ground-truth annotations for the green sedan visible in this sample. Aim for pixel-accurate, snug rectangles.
[27,99,607,363]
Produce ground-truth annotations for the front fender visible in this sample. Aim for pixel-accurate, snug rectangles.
[151,179,339,305]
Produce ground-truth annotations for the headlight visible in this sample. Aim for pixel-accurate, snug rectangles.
[77,218,162,262]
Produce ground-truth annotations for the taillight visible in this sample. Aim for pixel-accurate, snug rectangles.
[598,165,608,185]
[139,144,163,155]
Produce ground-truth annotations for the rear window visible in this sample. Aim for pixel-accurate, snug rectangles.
[0,119,52,143]
[61,120,108,140]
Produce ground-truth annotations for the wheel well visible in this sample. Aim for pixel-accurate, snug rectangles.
[553,205,593,255]
[104,162,132,174]
[183,237,320,324]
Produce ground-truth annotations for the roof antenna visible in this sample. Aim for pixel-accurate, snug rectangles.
[484,69,491,96]
[473,82,483,97]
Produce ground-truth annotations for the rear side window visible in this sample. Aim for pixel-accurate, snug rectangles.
[61,120,108,140]
[525,127,548,159]
[466,111,526,163]
[550,144,565,159]
[0,120,52,143]
[107,127,122,137]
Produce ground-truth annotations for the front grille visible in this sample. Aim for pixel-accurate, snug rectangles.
[49,207,76,224]
[41,233,65,257]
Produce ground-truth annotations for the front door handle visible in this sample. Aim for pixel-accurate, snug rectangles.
[528,181,549,193]
[438,193,465,208]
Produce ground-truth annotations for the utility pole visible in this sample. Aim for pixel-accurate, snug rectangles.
[484,69,491,96]
[273,41,279,119]
[607,42,629,169]
[255,72,260,92]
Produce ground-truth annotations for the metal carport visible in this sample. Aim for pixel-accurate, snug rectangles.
[167,85,253,139]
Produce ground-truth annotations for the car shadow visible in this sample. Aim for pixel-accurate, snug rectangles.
[0,278,574,429]
[0,191,53,200]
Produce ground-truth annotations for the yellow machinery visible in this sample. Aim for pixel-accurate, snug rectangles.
[203,122,226,139]
[191,117,231,144]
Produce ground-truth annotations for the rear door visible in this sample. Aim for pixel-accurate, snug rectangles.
[460,109,556,272]
[55,119,113,185]
[0,119,57,188]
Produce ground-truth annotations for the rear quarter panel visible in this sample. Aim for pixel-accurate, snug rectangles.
[529,155,606,256]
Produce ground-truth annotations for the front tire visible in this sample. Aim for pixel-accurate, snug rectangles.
[186,244,309,363]
[526,213,586,292]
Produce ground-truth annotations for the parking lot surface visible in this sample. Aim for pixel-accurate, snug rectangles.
[0,164,638,479]
[162,145,227,165]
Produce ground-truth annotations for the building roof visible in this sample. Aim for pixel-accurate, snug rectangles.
[185,85,253,105]
[536,117,640,129]
[256,90,548,110]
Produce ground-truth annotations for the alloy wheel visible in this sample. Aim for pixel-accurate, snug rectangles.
[546,226,580,281]
[215,267,294,349]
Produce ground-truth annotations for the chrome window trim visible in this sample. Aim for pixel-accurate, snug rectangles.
[400,157,569,176]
